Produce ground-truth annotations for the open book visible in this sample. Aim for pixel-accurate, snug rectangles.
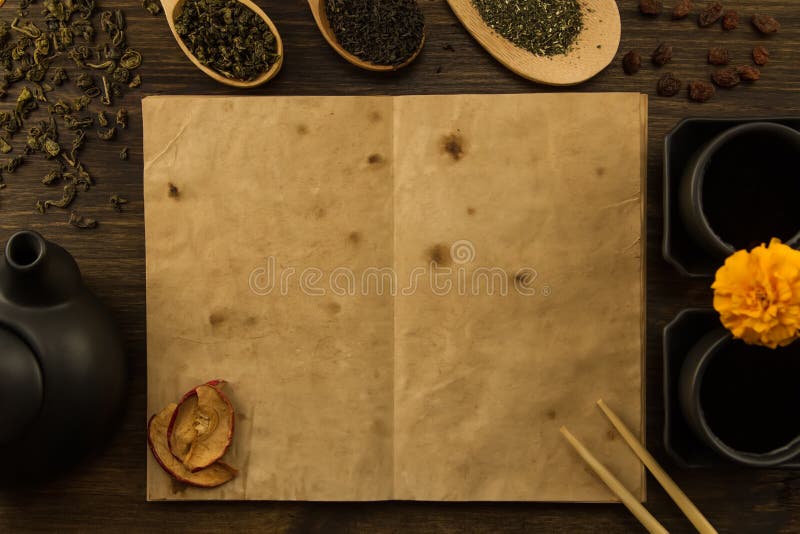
[144,93,647,502]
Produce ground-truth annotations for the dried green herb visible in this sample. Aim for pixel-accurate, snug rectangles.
[6,155,23,172]
[174,0,280,81]
[38,183,76,212]
[50,67,67,86]
[43,137,60,157]
[0,2,141,227]
[75,72,94,90]
[64,114,93,130]
[97,126,115,140]
[69,210,97,229]
[472,0,583,57]
[42,168,62,185]
[142,0,161,16]
[49,99,71,115]
[325,0,425,66]
[116,108,128,129]
[16,86,37,117]
[109,193,128,212]
[100,75,111,105]
[63,162,93,191]
[71,129,86,159]
[120,50,142,70]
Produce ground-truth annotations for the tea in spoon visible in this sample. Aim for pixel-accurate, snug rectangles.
[160,0,284,88]
[448,0,620,86]
[308,0,425,72]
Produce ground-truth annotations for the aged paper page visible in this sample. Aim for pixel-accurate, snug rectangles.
[144,96,396,501]
[145,94,645,502]
[392,93,645,501]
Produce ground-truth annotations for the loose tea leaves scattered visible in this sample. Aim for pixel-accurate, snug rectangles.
[6,156,23,173]
[174,0,280,81]
[116,108,128,129]
[326,0,425,65]
[69,210,97,229]
[471,0,583,57]
[97,127,116,140]
[42,169,61,185]
[109,193,128,212]
[37,183,77,213]
[142,0,161,16]
[0,2,143,227]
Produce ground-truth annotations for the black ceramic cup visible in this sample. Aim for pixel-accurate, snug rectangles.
[679,329,800,467]
[678,122,800,259]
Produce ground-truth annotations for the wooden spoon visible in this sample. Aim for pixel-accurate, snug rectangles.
[307,0,425,72]
[160,0,284,88]
[447,0,621,86]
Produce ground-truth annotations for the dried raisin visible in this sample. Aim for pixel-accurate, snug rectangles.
[688,81,715,102]
[622,50,642,75]
[652,43,673,66]
[698,2,723,27]
[708,47,730,65]
[722,10,739,30]
[752,14,780,34]
[657,73,683,96]
[639,0,663,16]
[712,67,741,88]
[753,46,770,66]
[737,65,760,81]
[672,0,693,19]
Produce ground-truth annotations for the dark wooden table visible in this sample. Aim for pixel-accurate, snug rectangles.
[2,1,799,532]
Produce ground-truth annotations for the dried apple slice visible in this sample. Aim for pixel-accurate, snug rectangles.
[167,382,235,472]
[148,403,237,488]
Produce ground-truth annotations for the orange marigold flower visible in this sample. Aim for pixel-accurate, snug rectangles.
[712,238,800,348]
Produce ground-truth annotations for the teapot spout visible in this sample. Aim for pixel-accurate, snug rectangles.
[0,231,82,306]
[6,231,46,272]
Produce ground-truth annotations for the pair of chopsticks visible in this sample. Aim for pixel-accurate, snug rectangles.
[560,399,717,534]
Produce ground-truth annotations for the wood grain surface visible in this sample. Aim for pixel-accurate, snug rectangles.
[2,1,799,532]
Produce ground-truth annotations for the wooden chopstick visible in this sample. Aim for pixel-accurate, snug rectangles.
[597,399,718,534]
[559,426,669,534]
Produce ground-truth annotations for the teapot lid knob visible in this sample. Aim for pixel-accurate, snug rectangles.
[0,327,42,446]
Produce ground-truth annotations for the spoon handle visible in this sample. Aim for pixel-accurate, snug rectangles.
[158,0,181,19]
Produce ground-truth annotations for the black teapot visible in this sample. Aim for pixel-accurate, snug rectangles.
[0,230,126,482]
